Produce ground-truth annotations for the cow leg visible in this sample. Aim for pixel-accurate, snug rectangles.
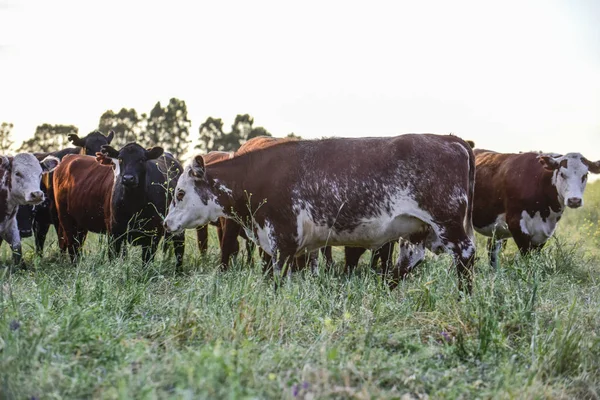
[441,226,476,294]
[196,225,209,253]
[33,220,50,256]
[1,218,23,268]
[320,246,333,268]
[220,220,242,270]
[371,242,394,271]
[487,238,505,270]
[344,246,368,274]
[172,232,185,272]
[142,236,160,266]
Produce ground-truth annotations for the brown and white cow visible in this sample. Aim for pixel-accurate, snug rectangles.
[473,150,600,267]
[164,134,476,291]
[0,153,59,266]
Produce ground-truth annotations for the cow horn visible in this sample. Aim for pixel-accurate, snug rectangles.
[106,130,114,143]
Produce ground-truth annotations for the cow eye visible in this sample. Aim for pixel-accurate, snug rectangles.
[582,174,588,183]
[176,190,185,201]
[15,172,22,178]
[560,172,566,179]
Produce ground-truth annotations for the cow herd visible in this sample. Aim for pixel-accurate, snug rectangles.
[1,131,598,292]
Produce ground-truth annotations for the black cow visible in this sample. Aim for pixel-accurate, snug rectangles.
[53,143,185,268]
[16,130,114,255]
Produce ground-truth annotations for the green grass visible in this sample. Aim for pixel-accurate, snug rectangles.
[1,182,600,399]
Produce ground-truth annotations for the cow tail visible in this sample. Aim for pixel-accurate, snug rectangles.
[463,140,476,240]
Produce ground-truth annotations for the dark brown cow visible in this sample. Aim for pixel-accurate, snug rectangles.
[473,150,600,267]
[165,134,476,291]
[53,143,184,266]
[197,141,334,270]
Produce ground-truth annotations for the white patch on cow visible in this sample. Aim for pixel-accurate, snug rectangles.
[214,179,232,195]
[164,166,226,233]
[519,209,562,245]
[475,213,511,239]
[254,219,276,256]
[291,187,439,255]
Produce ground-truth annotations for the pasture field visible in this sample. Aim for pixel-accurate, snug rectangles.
[1,182,600,399]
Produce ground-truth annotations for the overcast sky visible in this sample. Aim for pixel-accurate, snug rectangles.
[1,0,599,161]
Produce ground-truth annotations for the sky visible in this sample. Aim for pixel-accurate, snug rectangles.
[1,0,599,163]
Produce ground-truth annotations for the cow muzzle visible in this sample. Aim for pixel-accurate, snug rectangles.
[567,197,583,209]
[121,175,138,187]
[27,191,45,205]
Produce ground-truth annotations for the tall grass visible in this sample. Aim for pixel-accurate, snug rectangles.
[0,182,599,399]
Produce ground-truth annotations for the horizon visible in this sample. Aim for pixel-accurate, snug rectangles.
[1,0,599,162]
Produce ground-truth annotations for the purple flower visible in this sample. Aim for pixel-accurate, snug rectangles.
[302,381,310,390]
[9,320,21,331]
[292,384,299,397]
[441,331,451,342]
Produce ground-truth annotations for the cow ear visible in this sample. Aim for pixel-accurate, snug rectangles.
[95,152,114,166]
[101,145,119,158]
[0,155,10,169]
[145,147,164,160]
[190,155,205,178]
[583,158,600,174]
[68,133,85,147]
[40,155,59,173]
[106,130,115,144]
[538,155,560,171]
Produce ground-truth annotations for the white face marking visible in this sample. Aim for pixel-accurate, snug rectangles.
[548,153,590,208]
[519,209,562,246]
[163,166,225,233]
[475,213,511,239]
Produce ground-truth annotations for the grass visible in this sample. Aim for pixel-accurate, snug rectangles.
[1,182,600,399]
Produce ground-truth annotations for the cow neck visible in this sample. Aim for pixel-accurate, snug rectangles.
[111,179,146,214]
[205,162,241,217]
[542,168,563,215]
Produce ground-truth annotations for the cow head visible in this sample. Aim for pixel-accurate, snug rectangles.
[0,154,59,206]
[164,155,224,233]
[98,143,163,188]
[538,152,600,209]
[68,130,114,155]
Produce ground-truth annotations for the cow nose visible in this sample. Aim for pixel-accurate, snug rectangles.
[122,175,136,186]
[567,197,582,208]
[30,191,44,202]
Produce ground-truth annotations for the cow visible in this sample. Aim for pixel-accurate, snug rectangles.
[197,137,334,271]
[164,134,476,291]
[16,130,115,255]
[473,150,600,267]
[53,143,184,268]
[0,153,59,266]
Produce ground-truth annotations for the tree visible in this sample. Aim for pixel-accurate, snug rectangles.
[286,132,302,140]
[0,122,14,153]
[144,98,191,159]
[19,124,78,153]
[98,108,143,147]
[196,113,272,153]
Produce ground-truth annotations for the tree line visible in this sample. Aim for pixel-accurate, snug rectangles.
[1,97,301,159]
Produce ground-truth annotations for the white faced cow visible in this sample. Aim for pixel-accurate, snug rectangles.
[473,150,600,267]
[0,153,59,266]
[164,134,477,292]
